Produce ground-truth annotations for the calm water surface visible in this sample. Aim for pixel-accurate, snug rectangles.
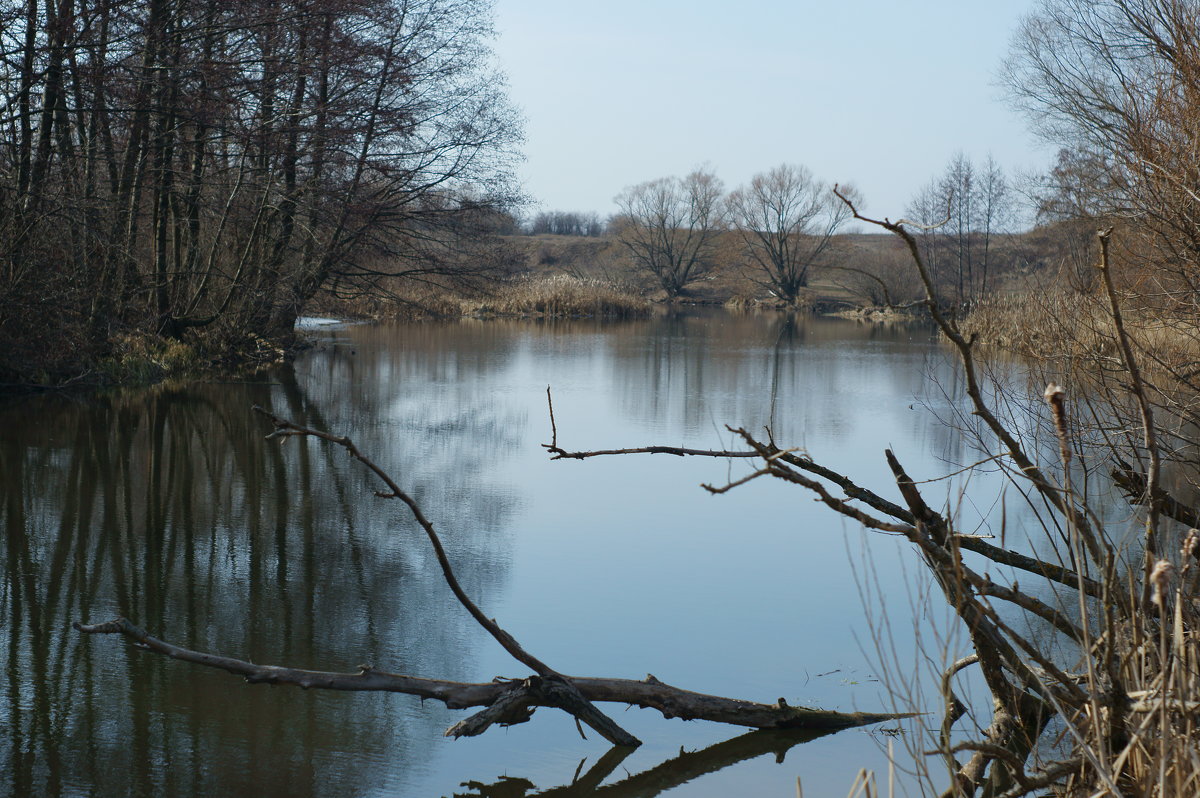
[3,310,1050,796]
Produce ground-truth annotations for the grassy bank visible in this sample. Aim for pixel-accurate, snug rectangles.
[306,272,651,322]
[458,274,651,318]
[964,288,1200,374]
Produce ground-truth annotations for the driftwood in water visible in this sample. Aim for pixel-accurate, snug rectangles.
[74,408,907,747]
[74,617,903,737]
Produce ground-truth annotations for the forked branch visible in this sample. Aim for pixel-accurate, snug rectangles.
[73,618,908,736]
[832,186,1111,577]
[75,407,912,747]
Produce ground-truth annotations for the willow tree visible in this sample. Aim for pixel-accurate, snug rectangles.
[613,168,725,298]
[725,164,853,304]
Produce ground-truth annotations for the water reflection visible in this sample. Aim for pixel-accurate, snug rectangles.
[1,369,519,798]
[453,729,831,797]
[3,310,1001,797]
[607,312,950,444]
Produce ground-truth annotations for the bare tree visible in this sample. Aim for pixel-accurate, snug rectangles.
[613,168,725,297]
[1004,0,1200,296]
[527,210,604,236]
[0,0,522,383]
[936,153,979,308]
[906,176,951,297]
[826,239,926,310]
[906,154,1014,307]
[725,164,853,304]
[977,155,1013,296]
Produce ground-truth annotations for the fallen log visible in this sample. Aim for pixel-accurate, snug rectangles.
[74,618,910,736]
[74,407,910,746]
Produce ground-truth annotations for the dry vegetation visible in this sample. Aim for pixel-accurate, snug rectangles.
[708,200,1200,797]
[458,274,651,319]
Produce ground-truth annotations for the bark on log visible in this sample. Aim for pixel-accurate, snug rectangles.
[74,618,911,735]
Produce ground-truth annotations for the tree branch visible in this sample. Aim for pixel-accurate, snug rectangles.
[74,618,911,734]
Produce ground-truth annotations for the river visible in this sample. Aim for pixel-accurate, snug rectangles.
[2,309,1052,797]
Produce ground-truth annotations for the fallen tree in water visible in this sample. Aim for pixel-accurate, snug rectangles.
[75,406,908,747]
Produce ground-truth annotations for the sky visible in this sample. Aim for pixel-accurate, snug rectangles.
[491,0,1052,222]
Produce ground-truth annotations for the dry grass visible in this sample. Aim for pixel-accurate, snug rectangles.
[457,274,651,319]
[962,289,1107,356]
[964,288,1200,376]
[1029,544,1200,797]
[306,273,651,321]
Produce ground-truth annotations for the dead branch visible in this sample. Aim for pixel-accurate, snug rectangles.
[541,394,1097,795]
[73,618,910,734]
[545,409,1102,597]
[1096,227,1161,561]
[73,407,916,747]
[246,405,639,746]
[251,405,556,678]
[833,186,1111,578]
[1111,459,1200,528]
[969,576,1086,641]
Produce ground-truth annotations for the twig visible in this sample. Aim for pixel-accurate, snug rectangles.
[1095,230,1160,563]
[249,405,641,746]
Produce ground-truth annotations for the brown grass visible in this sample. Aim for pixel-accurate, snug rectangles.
[964,288,1200,374]
[457,274,651,319]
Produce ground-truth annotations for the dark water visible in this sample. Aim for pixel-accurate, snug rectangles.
[2,310,1041,796]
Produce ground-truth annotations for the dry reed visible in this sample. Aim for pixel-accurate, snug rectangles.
[458,274,651,319]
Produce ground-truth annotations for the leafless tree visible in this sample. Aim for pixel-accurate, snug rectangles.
[826,239,925,309]
[613,168,725,298]
[1004,0,1200,297]
[943,153,978,306]
[0,0,521,383]
[906,154,1015,308]
[725,164,853,304]
[977,155,1013,296]
[527,210,604,237]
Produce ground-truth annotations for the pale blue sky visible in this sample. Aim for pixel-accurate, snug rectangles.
[492,0,1049,221]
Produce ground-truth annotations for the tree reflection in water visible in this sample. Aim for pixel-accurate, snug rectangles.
[454,729,832,798]
[3,311,963,797]
[0,364,519,798]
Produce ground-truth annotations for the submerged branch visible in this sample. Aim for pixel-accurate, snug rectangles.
[253,405,640,746]
[251,405,558,681]
[72,407,911,746]
[73,618,911,733]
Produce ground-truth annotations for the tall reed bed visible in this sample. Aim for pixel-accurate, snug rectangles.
[459,274,651,318]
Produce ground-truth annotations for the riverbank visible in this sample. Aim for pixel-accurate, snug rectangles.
[0,231,934,394]
[963,287,1200,376]
[303,233,928,325]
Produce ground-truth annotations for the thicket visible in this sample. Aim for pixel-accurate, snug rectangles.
[0,0,520,387]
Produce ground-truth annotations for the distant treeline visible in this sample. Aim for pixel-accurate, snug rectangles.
[524,211,607,237]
